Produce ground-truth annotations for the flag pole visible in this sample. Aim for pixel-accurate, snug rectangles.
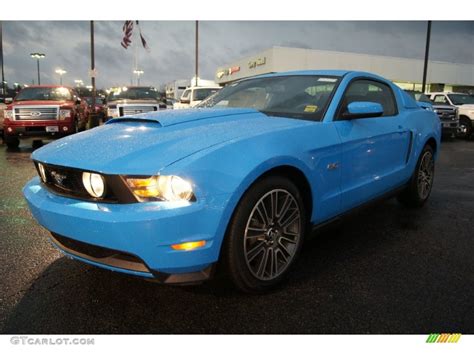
[195,21,199,87]
[90,20,98,128]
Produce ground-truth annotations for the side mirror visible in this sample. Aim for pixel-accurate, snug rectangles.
[180,98,190,104]
[342,101,384,119]
[4,98,13,104]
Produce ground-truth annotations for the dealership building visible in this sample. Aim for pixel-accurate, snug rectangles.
[215,46,474,93]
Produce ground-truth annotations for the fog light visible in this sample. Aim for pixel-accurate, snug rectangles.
[171,240,206,251]
[7,127,13,133]
[82,172,105,198]
[63,126,68,131]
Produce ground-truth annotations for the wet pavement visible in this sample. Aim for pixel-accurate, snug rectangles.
[0,137,473,334]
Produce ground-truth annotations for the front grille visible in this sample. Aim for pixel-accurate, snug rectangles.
[118,105,157,116]
[35,162,119,202]
[14,106,59,120]
[435,107,456,121]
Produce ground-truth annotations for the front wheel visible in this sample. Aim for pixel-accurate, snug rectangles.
[5,136,20,149]
[222,175,306,293]
[397,144,435,208]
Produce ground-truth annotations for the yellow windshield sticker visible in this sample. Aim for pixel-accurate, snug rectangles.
[304,105,318,113]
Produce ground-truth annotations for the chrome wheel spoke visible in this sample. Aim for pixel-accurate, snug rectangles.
[247,242,266,263]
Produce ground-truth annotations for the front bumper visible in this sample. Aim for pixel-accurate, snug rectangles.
[5,121,74,138]
[440,121,459,136]
[23,177,230,281]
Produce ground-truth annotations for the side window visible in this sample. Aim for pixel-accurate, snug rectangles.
[433,95,448,104]
[339,79,397,118]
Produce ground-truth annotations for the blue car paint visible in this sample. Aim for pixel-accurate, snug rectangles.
[24,70,441,279]
[346,101,383,115]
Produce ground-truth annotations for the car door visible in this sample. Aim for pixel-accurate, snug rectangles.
[332,79,411,211]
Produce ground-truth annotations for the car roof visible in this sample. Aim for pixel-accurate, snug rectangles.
[246,70,393,82]
[22,85,74,89]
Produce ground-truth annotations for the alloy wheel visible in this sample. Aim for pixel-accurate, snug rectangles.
[417,151,434,200]
[243,189,301,281]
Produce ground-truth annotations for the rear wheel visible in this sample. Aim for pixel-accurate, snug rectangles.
[397,144,435,208]
[222,175,306,293]
[5,136,19,149]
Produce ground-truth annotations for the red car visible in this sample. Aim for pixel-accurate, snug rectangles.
[3,86,88,149]
[83,96,106,121]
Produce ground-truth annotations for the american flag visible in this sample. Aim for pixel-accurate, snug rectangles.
[121,21,133,49]
[121,21,150,51]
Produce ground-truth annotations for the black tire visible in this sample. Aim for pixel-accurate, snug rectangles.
[397,144,435,208]
[459,117,472,140]
[222,175,307,293]
[5,136,20,149]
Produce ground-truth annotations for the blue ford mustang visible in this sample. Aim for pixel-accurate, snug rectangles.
[23,70,441,292]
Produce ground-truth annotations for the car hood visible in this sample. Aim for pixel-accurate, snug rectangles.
[12,100,73,106]
[32,108,307,175]
[107,99,159,105]
[458,104,474,110]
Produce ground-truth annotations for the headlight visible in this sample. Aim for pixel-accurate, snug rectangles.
[38,163,47,182]
[125,175,194,202]
[59,109,72,120]
[82,172,105,198]
[108,106,119,118]
[4,110,13,119]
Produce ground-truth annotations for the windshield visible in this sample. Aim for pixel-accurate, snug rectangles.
[193,88,220,101]
[84,97,104,105]
[448,94,474,105]
[108,87,158,101]
[198,75,340,120]
[15,87,73,101]
[406,91,431,103]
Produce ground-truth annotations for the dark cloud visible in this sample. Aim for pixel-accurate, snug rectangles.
[2,21,473,88]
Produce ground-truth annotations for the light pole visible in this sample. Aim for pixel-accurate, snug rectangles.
[133,69,144,85]
[30,52,45,85]
[55,68,67,85]
[421,21,432,93]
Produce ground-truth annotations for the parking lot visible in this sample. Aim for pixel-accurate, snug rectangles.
[0,137,473,334]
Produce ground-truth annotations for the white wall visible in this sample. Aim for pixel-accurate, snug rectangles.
[216,46,474,86]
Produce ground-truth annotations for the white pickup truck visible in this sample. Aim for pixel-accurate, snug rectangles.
[173,86,221,109]
[428,92,474,138]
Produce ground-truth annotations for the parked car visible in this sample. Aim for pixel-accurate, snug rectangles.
[3,86,88,149]
[405,90,458,138]
[106,86,166,120]
[0,97,9,141]
[428,92,474,138]
[84,96,106,121]
[173,86,221,109]
[24,70,440,292]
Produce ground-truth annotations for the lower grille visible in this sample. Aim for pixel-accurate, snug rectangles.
[51,233,150,273]
[14,106,59,120]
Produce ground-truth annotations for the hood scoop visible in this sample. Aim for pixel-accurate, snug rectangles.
[105,108,258,127]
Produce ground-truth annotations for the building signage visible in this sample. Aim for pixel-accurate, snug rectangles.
[216,66,241,79]
[248,57,266,69]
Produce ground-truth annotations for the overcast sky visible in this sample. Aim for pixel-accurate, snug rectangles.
[2,21,473,88]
